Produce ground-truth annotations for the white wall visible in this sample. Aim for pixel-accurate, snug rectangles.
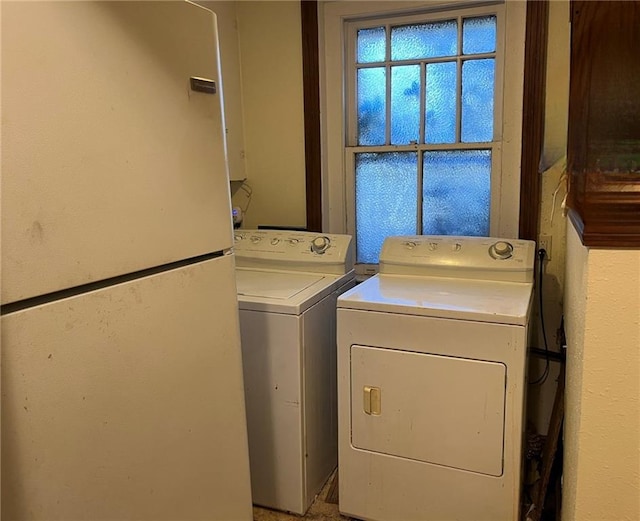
[563,220,640,521]
[234,1,306,229]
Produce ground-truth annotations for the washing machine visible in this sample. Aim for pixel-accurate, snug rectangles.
[337,235,536,521]
[233,229,355,515]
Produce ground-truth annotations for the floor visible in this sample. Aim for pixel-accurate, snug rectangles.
[252,470,350,521]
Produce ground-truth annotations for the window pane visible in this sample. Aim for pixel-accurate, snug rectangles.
[391,20,457,60]
[422,150,491,235]
[462,16,497,55]
[356,152,418,263]
[391,65,421,145]
[357,26,386,63]
[358,67,387,145]
[425,61,457,144]
[461,59,495,143]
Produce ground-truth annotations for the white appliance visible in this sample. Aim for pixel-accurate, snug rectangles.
[337,235,536,521]
[234,229,355,514]
[1,3,252,520]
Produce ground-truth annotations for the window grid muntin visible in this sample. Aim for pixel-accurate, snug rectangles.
[354,15,497,148]
[348,142,497,221]
[347,4,502,270]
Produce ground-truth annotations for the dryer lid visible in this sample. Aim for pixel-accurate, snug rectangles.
[338,274,533,326]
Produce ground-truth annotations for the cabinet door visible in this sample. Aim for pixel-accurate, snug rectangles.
[351,345,506,476]
[2,2,234,304]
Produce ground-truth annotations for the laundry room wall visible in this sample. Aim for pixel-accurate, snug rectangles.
[234,1,307,230]
[197,1,307,230]
[526,0,570,435]
[563,222,640,521]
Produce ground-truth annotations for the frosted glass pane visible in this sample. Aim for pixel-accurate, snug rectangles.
[356,152,418,264]
[391,20,457,60]
[391,65,420,145]
[358,26,386,63]
[422,150,491,235]
[463,16,497,55]
[358,67,386,146]
[461,59,494,143]
[425,62,457,144]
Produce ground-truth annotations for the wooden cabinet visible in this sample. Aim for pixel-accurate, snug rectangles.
[567,1,640,246]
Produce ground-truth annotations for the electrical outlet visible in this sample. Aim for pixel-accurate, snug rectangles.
[538,235,552,260]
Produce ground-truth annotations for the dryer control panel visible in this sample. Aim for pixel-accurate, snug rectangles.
[380,236,536,282]
[234,229,354,274]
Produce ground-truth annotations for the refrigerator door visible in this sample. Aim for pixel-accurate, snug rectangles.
[1,1,234,304]
[1,255,252,520]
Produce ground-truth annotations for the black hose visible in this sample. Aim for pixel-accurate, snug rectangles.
[530,248,549,385]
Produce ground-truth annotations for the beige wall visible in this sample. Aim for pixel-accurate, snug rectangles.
[233,1,306,229]
[563,221,640,521]
[199,1,306,229]
[193,1,248,182]
[527,0,571,433]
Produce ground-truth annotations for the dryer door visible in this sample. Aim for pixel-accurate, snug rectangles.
[350,345,506,476]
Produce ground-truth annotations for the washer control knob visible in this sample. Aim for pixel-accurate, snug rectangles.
[403,241,417,249]
[311,236,331,254]
[270,238,280,245]
[489,240,514,260]
[452,242,462,252]
[250,235,262,244]
[428,242,438,251]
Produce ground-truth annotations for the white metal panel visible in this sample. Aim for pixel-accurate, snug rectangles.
[379,235,536,282]
[1,1,234,304]
[337,308,528,521]
[238,279,356,515]
[338,273,533,325]
[351,345,506,476]
[234,230,355,274]
[302,279,356,510]
[236,268,353,315]
[1,256,252,520]
[236,270,324,300]
[238,310,305,514]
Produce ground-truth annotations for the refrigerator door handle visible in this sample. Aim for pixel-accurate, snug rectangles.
[190,76,216,94]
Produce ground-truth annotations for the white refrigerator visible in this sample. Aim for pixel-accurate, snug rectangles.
[1,2,253,520]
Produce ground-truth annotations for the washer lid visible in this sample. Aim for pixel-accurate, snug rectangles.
[236,268,354,314]
[337,274,533,325]
[236,270,323,300]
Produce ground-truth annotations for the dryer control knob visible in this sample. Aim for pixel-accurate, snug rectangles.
[311,236,331,254]
[489,241,514,259]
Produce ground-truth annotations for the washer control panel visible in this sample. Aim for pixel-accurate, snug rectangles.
[380,236,536,282]
[234,229,354,274]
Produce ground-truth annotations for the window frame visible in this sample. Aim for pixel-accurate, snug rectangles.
[319,0,527,271]
[344,6,505,270]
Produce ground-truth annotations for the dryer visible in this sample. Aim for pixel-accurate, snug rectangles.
[234,229,355,515]
[337,235,536,521]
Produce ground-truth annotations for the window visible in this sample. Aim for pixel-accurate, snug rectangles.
[321,1,526,274]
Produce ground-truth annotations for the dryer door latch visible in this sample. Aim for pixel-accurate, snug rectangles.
[363,386,382,415]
